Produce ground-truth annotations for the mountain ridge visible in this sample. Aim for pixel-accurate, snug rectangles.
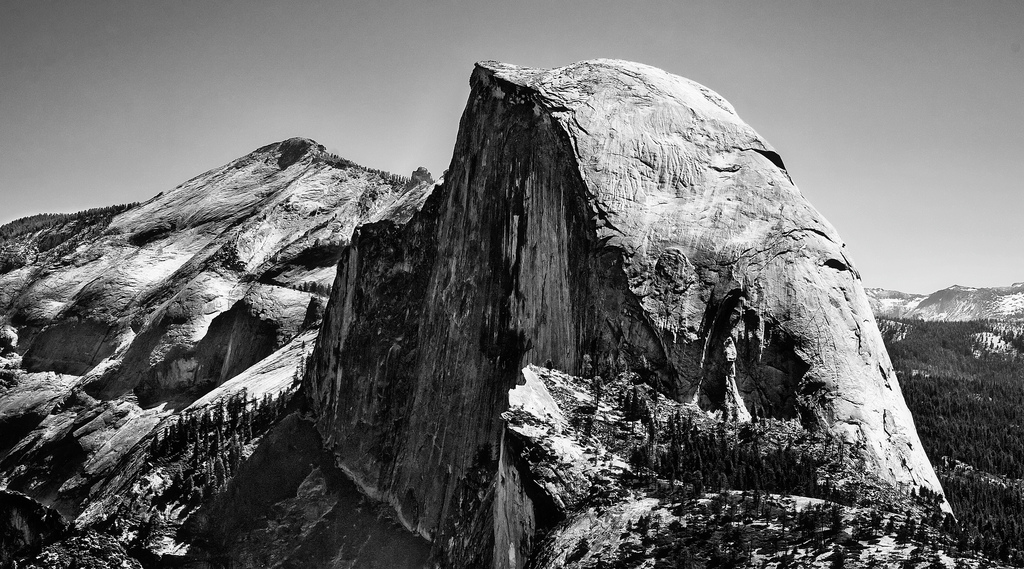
[867,283,1024,321]
[0,137,437,566]
[1,60,994,568]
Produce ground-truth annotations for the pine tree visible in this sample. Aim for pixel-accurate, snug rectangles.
[214,456,226,488]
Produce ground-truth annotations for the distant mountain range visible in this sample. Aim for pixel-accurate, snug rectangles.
[867,283,1024,321]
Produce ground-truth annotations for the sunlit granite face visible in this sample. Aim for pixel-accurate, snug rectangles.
[305,59,947,568]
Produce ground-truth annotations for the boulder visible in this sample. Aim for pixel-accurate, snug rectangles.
[0,324,16,354]
[410,166,433,187]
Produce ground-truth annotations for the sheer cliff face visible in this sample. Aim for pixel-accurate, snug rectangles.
[307,59,946,566]
[479,61,940,492]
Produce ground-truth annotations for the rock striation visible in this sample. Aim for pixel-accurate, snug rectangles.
[0,138,433,538]
[306,59,948,567]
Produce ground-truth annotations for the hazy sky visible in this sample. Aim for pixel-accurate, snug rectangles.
[1,1,1021,293]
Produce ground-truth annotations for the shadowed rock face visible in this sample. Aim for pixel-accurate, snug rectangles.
[0,490,69,565]
[307,59,946,567]
[186,413,431,569]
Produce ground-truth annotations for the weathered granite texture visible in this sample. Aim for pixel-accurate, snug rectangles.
[0,138,432,524]
[306,59,946,568]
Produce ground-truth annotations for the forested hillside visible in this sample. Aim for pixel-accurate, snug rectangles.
[881,318,1024,563]
[0,203,139,274]
[0,204,139,241]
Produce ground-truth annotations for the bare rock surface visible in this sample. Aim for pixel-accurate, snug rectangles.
[481,59,938,494]
[0,139,433,543]
[1,138,429,400]
[306,59,947,567]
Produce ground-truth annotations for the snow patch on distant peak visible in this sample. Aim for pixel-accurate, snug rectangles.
[995,292,1024,315]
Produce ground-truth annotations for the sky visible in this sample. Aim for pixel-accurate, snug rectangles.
[1,0,1021,294]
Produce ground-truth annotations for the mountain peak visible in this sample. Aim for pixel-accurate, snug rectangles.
[249,137,325,169]
[305,59,948,565]
[274,137,323,169]
[474,58,743,121]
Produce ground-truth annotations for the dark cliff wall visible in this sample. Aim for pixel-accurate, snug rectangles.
[306,66,647,567]
[22,319,119,375]
[0,490,68,565]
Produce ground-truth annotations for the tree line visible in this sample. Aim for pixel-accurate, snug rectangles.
[0,202,138,241]
[149,390,290,506]
[560,351,1014,564]
[321,152,413,189]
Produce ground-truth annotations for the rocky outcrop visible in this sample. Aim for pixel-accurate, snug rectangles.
[20,531,143,569]
[410,166,434,188]
[306,59,947,567]
[0,325,17,354]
